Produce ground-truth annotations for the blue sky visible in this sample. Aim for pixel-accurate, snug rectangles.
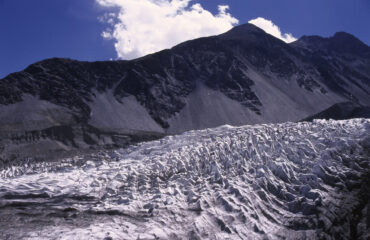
[1,0,369,78]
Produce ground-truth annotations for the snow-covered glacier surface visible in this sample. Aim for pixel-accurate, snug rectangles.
[0,119,369,240]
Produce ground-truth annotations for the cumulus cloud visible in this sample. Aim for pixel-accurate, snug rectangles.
[248,17,297,43]
[96,0,238,59]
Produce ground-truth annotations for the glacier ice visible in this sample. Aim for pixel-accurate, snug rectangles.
[0,119,369,239]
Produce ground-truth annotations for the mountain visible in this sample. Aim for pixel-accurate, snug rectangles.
[302,102,370,121]
[1,119,369,239]
[0,23,369,164]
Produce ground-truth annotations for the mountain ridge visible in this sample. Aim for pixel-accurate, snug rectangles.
[0,23,369,163]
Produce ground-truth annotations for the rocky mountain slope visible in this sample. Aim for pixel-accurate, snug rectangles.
[0,119,369,239]
[302,102,370,121]
[0,23,369,163]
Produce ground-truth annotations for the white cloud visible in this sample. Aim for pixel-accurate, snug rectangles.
[248,17,297,43]
[96,0,238,59]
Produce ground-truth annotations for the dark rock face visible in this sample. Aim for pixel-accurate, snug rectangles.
[0,59,127,122]
[291,32,370,101]
[2,24,369,127]
[302,102,370,121]
[0,23,369,163]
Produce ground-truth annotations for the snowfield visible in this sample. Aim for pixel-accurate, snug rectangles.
[0,119,369,240]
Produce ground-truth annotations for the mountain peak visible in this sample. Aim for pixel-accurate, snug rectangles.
[293,31,369,56]
[332,31,359,41]
[1,23,370,167]
[228,23,264,33]
[220,23,266,39]
[330,31,367,48]
[329,32,370,56]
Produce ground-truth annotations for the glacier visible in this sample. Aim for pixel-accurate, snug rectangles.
[0,119,369,239]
